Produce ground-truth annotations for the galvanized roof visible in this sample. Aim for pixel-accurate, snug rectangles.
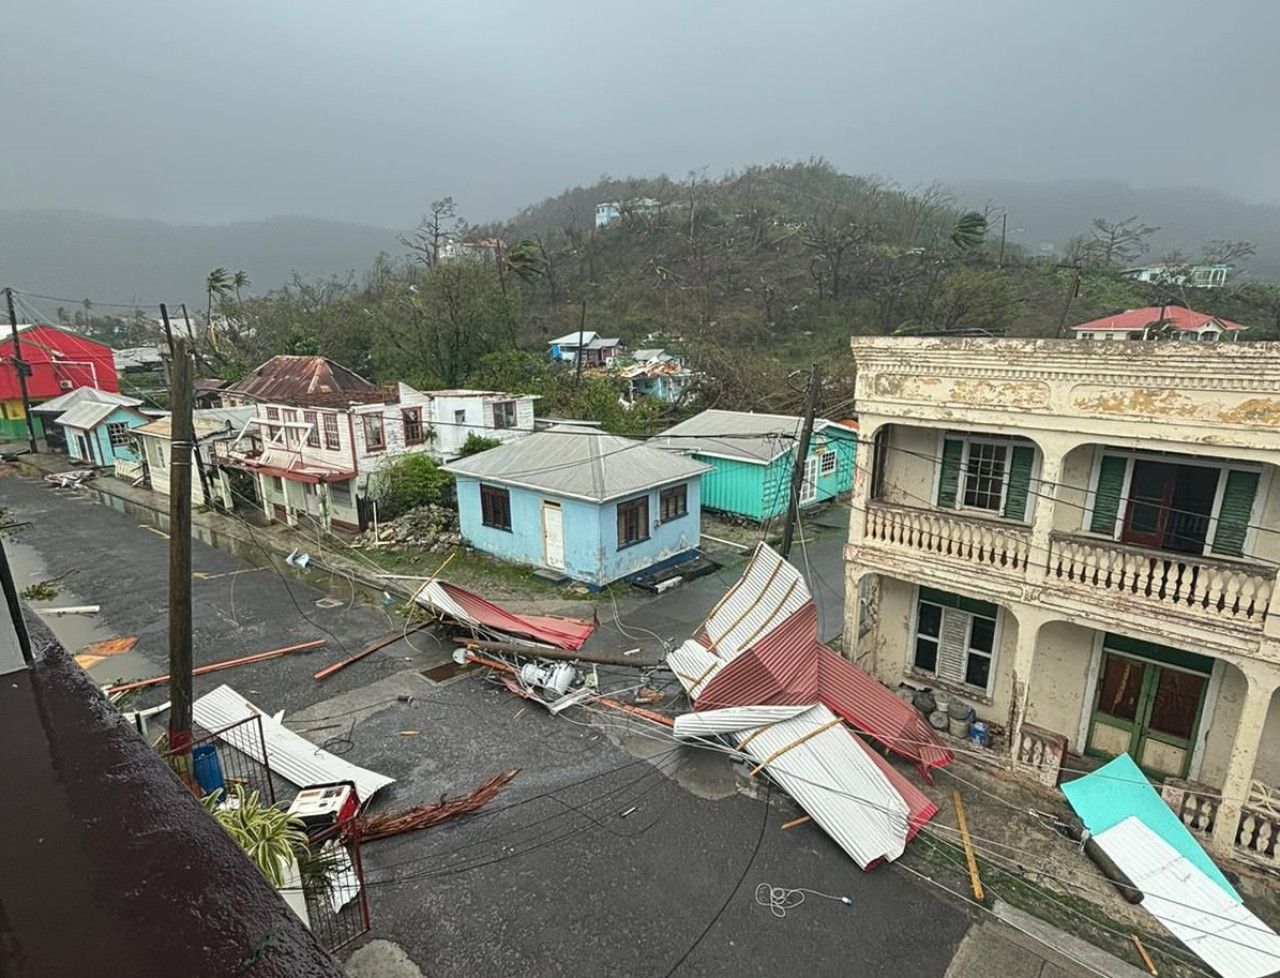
[443,425,710,503]
[193,684,394,806]
[227,355,384,408]
[1094,816,1280,978]
[55,401,145,430]
[32,386,141,415]
[135,406,256,440]
[654,409,832,464]
[703,543,813,659]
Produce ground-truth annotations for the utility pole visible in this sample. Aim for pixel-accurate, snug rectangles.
[165,315,196,781]
[574,298,587,389]
[780,363,821,560]
[1053,264,1083,339]
[4,288,39,454]
[998,213,1007,268]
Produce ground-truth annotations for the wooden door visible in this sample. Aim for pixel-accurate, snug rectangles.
[800,455,819,504]
[1122,460,1174,549]
[542,502,565,570]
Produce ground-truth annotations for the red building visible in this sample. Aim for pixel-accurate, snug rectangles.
[0,324,121,439]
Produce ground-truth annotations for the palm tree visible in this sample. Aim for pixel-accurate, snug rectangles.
[504,239,545,286]
[950,211,988,251]
[232,269,250,303]
[205,267,233,351]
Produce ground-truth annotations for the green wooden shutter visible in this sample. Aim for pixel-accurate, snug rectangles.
[1089,455,1128,535]
[1211,469,1260,557]
[936,438,964,508]
[1002,445,1036,522]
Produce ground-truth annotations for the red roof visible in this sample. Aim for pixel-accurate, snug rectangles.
[0,324,120,401]
[1073,306,1246,333]
[694,600,950,833]
[423,580,594,649]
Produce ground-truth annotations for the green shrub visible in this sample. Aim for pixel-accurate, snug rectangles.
[458,433,502,458]
[372,453,451,515]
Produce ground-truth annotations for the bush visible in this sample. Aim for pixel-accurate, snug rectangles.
[372,454,451,516]
[458,433,502,458]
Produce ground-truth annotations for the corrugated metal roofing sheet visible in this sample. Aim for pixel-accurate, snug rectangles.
[666,640,724,700]
[31,386,140,414]
[1094,817,1280,978]
[679,704,911,868]
[443,426,710,503]
[1062,753,1238,900]
[703,543,812,659]
[417,580,594,649]
[227,355,384,407]
[56,401,145,430]
[193,685,394,806]
[655,409,834,464]
[672,705,811,737]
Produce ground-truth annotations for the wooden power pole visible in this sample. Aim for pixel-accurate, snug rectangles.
[780,363,821,559]
[4,288,39,454]
[574,298,587,389]
[1053,264,1083,338]
[165,316,196,775]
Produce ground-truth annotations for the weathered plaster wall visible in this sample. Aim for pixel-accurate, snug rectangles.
[880,425,938,507]
[1053,445,1095,534]
[1024,620,1095,743]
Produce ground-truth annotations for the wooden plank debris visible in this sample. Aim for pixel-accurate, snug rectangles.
[103,639,325,694]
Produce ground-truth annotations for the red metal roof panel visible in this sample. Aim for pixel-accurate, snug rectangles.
[419,580,594,649]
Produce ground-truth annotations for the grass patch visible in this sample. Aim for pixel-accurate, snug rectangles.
[21,580,61,601]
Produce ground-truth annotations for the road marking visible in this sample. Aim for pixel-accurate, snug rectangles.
[193,567,265,581]
[143,526,170,539]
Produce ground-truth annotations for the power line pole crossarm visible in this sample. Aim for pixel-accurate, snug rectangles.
[4,288,40,454]
[780,363,821,560]
[164,310,196,786]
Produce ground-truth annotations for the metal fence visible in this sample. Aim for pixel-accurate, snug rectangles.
[300,822,371,954]
[165,715,275,805]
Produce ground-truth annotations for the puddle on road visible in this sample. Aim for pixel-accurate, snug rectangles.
[4,534,156,684]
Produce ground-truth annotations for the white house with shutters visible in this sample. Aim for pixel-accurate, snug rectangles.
[219,356,536,530]
[845,336,1280,872]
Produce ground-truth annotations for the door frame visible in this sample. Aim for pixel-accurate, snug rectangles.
[1083,640,1213,779]
[1120,459,1175,549]
[800,454,819,504]
[540,500,565,570]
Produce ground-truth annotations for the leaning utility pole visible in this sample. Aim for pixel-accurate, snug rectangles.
[574,298,587,389]
[1053,264,1083,338]
[4,288,39,454]
[780,363,821,560]
[165,312,196,778]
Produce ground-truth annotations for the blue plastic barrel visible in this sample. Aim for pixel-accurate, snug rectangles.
[192,744,226,796]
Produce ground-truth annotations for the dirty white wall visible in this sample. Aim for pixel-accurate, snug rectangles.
[1023,620,1094,742]
[879,426,938,507]
[1053,446,1095,534]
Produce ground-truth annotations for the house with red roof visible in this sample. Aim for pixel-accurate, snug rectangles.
[0,324,120,441]
[1072,306,1246,342]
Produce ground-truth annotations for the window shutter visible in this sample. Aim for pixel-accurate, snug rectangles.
[1002,445,1036,522]
[936,607,970,685]
[1089,455,1128,535]
[936,438,964,509]
[1210,469,1259,557]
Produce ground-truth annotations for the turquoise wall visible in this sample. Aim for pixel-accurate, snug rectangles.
[64,408,146,466]
[697,428,856,522]
[455,476,702,586]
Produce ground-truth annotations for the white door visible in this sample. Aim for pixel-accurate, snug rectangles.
[542,502,565,570]
[800,455,819,504]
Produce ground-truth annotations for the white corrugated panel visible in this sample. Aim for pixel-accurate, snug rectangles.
[703,544,811,661]
[417,581,470,623]
[193,685,395,806]
[1094,817,1280,978]
[666,640,725,699]
[672,705,812,738]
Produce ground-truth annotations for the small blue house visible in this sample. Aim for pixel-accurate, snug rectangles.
[444,425,711,587]
[654,410,857,522]
[55,400,150,467]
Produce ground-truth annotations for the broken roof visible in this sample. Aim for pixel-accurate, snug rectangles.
[54,400,146,431]
[443,425,710,503]
[32,386,141,415]
[135,406,256,440]
[416,580,593,649]
[655,409,831,464]
[227,355,384,407]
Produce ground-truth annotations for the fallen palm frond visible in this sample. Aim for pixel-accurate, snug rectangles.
[357,770,518,842]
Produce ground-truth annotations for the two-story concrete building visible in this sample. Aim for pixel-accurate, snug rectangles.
[844,336,1280,870]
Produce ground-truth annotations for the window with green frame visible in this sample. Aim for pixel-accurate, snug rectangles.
[935,434,1036,522]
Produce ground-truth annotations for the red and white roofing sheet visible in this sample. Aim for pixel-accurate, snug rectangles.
[417,580,594,649]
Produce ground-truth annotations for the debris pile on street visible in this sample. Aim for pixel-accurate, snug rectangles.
[416,579,594,649]
[353,504,462,551]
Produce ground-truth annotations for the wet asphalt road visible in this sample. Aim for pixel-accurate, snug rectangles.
[0,470,972,978]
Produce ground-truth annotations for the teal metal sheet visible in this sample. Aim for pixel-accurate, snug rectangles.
[1060,753,1239,901]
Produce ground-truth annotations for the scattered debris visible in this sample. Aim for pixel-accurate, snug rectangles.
[357,770,518,841]
[79,636,138,657]
[313,624,430,681]
[1130,934,1158,976]
[44,470,96,489]
[418,580,594,648]
[37,604,99,616]
[20,580,61,601]
[781,815,811,831]
[353,504,462,552]
[105,639,326,695]
[193,684,395,804]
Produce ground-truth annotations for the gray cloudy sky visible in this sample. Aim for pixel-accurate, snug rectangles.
[6,0,1278,228]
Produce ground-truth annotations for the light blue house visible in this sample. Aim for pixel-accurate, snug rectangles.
[654,410,857,522]
[444,425,711,587]
[621,349,697,405]
[55,399,150,467]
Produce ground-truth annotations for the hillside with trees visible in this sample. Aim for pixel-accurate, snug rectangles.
[30,161,1280,426]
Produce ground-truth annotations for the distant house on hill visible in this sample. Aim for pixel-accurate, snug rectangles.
[444,425,710,587]
[438,238,501,264]
[1122,264,1231,289]
[1073,306,1246,342]
[595,197,661,228]
[618,349,697,405]
[548,330,621,366]
[654,409,857,521]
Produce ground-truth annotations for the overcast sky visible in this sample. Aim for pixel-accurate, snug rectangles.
[5,0,1278,229]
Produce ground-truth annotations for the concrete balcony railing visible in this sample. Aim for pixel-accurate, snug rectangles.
[1162,778,1280,869]
[864,502,1031,576]
[1046,533,1275,631]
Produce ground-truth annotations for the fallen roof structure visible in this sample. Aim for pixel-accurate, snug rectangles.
[415,580,594,650]
[193,684,395,805]
[667,543,947,867]
[1093,816,1280,978]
